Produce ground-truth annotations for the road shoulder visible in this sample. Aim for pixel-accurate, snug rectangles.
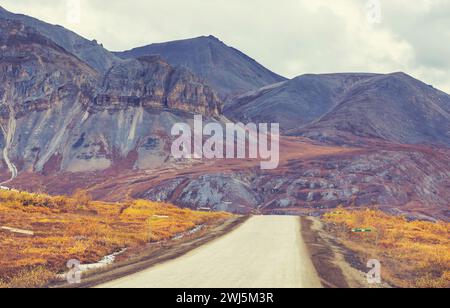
[53,216,249,288]
[300,217,369,288]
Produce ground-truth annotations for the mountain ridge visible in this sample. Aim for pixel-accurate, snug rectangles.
[115,35,286,98]
[0,5,117,72]
[297,72,450,146]
[226,72,450,147]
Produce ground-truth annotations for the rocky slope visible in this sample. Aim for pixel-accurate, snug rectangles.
[224,73,378,132]
[16,140,448,221]
[142,161,449,221]
[0,5,117,73]
[115,36,286,99]
[131,143,450,221]
[95,55,221,116]
[0,15,222,178]
[226,73,450,147]
[297,73,450,146]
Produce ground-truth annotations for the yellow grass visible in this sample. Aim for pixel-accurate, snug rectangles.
[323,208,450,288]
[0,190,231,288]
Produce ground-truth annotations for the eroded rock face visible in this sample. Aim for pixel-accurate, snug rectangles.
[139,147,450,221]
[141,174,259,214]
[0,18,99,173]
[0,19,99,108]
[93,56,221,116]
[0,18,222,175]
[254,149,450,220]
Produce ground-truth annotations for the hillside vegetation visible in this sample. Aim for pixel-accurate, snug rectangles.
[324,208,450,288]
[0,189,230,288]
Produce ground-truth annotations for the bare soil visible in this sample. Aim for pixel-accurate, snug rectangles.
[300,217,385,288]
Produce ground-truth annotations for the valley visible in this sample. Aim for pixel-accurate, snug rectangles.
[0,4,448,289]
[0,6,449,222]
[8,137,450,221]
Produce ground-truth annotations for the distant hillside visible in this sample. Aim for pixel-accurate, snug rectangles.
[226,72,450,147]
[297,73,450,146]
[224,73,377,132]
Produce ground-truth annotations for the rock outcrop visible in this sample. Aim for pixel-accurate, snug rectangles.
[0,15,222,176]
[94,56,221,116]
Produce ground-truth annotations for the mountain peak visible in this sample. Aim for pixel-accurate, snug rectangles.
[389,71,408,77]
[115,36,286,98]
[128,35,222,48]
[200,34,221,41]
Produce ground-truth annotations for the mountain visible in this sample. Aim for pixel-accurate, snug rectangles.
[226,72,450,147]
[115,36,286,98]
[0,16,222,177]
[224,73,378,132]
[297,73,450,146]
[0,7,449,221]
[0,5,116,72]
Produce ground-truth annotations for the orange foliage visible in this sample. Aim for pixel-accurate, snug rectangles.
[0,190,230,288]
[324,208,450,288]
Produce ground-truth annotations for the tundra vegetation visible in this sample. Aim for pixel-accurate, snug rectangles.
[324,208,450,288]
[0,189,230,288]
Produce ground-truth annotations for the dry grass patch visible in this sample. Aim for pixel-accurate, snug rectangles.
[0,190,230,288]
[323,208,450,288]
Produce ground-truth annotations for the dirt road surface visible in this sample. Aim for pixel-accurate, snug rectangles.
[98,216,322,288]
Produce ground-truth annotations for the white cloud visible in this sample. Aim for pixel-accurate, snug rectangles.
[1,0,449,93]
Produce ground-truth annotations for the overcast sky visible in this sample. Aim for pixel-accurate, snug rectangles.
[2,0,450,93]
